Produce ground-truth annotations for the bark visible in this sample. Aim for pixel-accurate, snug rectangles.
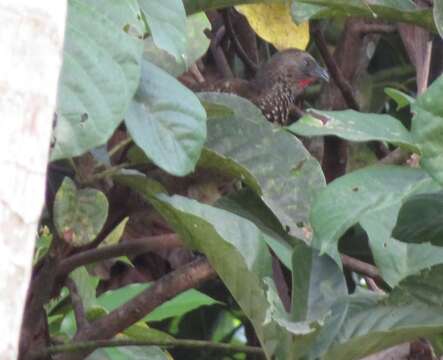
[0,2,66,359]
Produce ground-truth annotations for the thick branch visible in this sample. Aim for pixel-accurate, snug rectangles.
[55,257,216,360]
[57,234,183,277]
[31,338,264,358]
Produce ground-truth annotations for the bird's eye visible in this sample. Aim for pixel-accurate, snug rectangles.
[303,59,310,67]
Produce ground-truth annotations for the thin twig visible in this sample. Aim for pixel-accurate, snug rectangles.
[66,279,88,331]
[341,254,382,283]
[54,257,216,360]
[206,26,234,79]
[358,23,396,34]
[57,234,183,277]
[108,137,132,158]
[222,8,258,73]
[312,22,360,111]
[30,338,264,359]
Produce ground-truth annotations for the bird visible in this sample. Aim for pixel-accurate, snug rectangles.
[199,49,329,124]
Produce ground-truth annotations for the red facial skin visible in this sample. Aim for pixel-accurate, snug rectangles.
[297,78,315,89]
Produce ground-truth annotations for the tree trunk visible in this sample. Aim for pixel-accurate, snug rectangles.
[0,1,66,358]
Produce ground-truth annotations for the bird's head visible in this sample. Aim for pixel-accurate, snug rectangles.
[255,49,329,91]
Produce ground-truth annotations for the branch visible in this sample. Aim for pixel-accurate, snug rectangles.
[30,338,264,359]
[312,21,360,111]
[341,254,382,283]
[55,257,216,360]
[358,23,396,34]
[66,279,88,331]
[57,234,183,277]
[206,26,234,79]
[222,8,258,73]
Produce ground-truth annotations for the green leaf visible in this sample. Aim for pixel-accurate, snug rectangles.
[99,217,133,267]
[393,192,443,246]
[199,93,325,241]
[33,227,53,266]
[291,2,328,24]
[293,0,435,31]
[384,87,415,111]
[139,0,186,62]
[97,284,221,322]
[291,244,347,323]
[320,291,443,360]
[311,165,443,286]
[70,267,100,310]
[52,0,143,160]
[123,322,174,342]
[198,148,261,194]
[434,0,443,39]
[89,0,145,36]
[411,74,443,185]
[53,178,109,246]
[287,109,418,152]
[216,189,297,269]
[143,12,211,76]
[125,60,206,176]
[105,346,168,360]
[101,217,129,247]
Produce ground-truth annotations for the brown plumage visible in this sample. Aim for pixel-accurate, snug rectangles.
[202,49,329,124]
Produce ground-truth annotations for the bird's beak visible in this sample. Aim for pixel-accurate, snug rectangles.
[312,65,330,82]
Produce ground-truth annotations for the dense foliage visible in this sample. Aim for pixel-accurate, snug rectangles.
[22,1,443,359]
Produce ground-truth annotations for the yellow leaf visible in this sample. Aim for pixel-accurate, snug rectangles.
[236,2,309,50]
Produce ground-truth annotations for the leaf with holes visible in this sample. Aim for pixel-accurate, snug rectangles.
[287,109,418,152]
[199,93,325,240]
[52,0,143,160]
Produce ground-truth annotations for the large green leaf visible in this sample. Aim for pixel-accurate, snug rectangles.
[216,189,297,269]
[198,93,326,240]
[434,0,443,39]
[393,192,443,246]
[53,177,109,247]
[125,60,206,176]
[411,74,443,185]
[143,12,211,76]
[292,0,435,31]
[310,165,443,286]
[117,174,319,359]
[138,0,187,62]
[52,0,143,160]
[319,290,443,360]
[97,283,220,322]
[287,110,417,152]
[319,266,443,359]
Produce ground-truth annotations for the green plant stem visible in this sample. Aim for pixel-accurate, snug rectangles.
[30,339,264,358]
[86,162,131,183]
[108,137,132,158]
